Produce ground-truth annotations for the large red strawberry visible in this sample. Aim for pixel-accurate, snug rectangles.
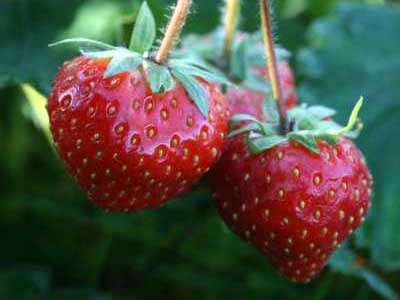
[212,99,372,283]
[47,2,230,212]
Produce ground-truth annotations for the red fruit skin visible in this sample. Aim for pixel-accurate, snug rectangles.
[212,137,372,283]
[48,56,230,212]
[226,61,298,121]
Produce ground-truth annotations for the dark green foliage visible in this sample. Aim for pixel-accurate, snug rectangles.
[0,0,399,299]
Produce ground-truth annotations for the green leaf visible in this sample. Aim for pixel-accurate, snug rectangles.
[0,0,126,93]
[229,114,275,136]
[287,106,321,130]
[242,70,272,93]
[248,135,288,154]
[228,123,262,138]
[169,61,231,86]
[337,97,364,135]
[171,69,209,117]
[48,37,116,50]
[263,96,280,125]
[21,84,52,145]
[129,2,156,54]
[230,114,261,124]
[316,132,339,145]
[145,61,175,93]
[103,51,143,78]
[288,131,320,153]
[230,37,248,81]
[298,4,400,270]
[308,105,337,119]
[80,48,120,58]
[0,268,50,300]
[330,248,399,300]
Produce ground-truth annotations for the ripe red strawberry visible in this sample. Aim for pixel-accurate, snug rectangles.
[48,56,229,212]
[227,61,297,121]
[47,2,230,212]
[212,99,372,283]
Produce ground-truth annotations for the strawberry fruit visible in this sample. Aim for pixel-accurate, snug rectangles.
[227,61,297,121]
[212,98,372,283]
[47,2,230,212]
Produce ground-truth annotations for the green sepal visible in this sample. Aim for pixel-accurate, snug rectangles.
[129,2,156,54]
[144,61,174,93]
[229,113,275,136]
[288,131,320,153]
[80,48,122,58]
[228,123,261,138]
[171,69,209,118]
[230,37,248,81]
[337,97,364,135]
[248,135,288,154]
[169,59,231,86]
[287,105,321,130]
[104,51,143,78]
[308,105,337,119]
[263,96,280,125]
[242,70,272,93]
[48,38,116,50]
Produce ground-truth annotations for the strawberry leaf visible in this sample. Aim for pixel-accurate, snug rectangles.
[80,48,121,58]
[48,38,116,51]
[308,105,337,119]
[288,131,320,153]
[337,97,363,135]
[263,96,280,125]
[242,70,272,93]
[230,37,248,81]
[228,123,262,138]
[171,69,209,117]
[145,61,174,93]
[129,1,156,54]
[104,51,143,78]
[248,135,288,154]
[169,61,231,86]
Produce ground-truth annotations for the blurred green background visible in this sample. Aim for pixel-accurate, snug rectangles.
[1,0,400,299]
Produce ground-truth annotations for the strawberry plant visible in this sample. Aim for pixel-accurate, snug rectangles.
[1,0,399,299]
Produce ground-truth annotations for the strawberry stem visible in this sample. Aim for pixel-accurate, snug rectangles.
[155,0,192,64]
[222,0,241,58]
[260,0,286,125]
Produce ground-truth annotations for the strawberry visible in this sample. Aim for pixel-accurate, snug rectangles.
[47,2,230,212]
[212,99,372,283]
[180,30,297,120]
[227,61,297,121]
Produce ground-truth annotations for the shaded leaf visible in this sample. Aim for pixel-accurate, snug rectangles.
[171,69,209,117]
[288,131,320,153]
[248,135,288,154]
[230,37,248,81]
[263,96,280,125]
[330,248,399,300]
[129,1,156,54]
[145,61,175,93]
[104,51,143,78]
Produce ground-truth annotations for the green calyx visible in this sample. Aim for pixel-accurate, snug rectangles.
[229,97,365,154]
[179,28,289,93]
[48,2,230,118]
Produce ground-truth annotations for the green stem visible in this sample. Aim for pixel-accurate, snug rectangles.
[155,0,193,64]
[259,0,286,127]
[222,0,241,58]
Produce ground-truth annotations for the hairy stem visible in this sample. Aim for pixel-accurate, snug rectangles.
[260,0,285,121]
[222,0,241,57]
[155,0,192,64]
